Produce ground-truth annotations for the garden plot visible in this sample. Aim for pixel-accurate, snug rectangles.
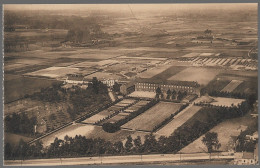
[138,65,172,79]
[103,112,131,124]
[124,100,150,113]
[217,58,226,65]
[107,106,122,112]
[167,67,221,85]
[122,102,183,132]
[81,110,115,124]
[232,59,242,66]
[195,96,245,107]
[25,66,80,78]
[228,58,237,65]
[156,105,202,136]
[128,91,156,99]
[204,58,214,64]
[210,97,245,107]
[222,58,231,66]
[221,80,243,92]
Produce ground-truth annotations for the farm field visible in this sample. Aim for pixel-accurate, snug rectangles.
[137,65,172,79]
[221,80,243,92]
[167,67,221,85]
[180,113,256,153]
[84,72,125,80]
[148,66,187,82]
[156,105,202,136]
[25,66,80,78]
[122,102,183,132]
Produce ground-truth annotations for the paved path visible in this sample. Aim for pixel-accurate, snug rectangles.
[4,152,234,166]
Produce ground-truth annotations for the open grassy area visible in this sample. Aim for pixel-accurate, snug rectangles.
[122,102,183,132]
[156,105,202,136]
[181,113,257,153]
[168,67,222,86]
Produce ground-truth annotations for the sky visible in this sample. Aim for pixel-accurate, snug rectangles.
[4,4,257,12]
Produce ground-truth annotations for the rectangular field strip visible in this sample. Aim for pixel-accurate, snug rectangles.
[221,80,243,92]
[122,102,183,132]
[156,105,202,136]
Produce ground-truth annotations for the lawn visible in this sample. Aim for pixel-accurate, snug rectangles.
[210,97,245,107]
[168,67,221,86]
[221,80,243,92]
[180,113,256,153]
[128,91,156,99]
[122,102,183,132]
[156,105,202,136]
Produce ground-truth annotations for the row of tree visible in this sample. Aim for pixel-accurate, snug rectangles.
[155,87,187,101]
[5,102,245,160]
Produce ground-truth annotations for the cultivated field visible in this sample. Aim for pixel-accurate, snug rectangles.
[25,66,80,78]
[122,102,183,132]
[124,100,150,113]
[138,65,172,79]
[103,112,130,124]
[156,105,202,136]
[84,72,125,80]
[221,80,243,92]
[168,67,221,85]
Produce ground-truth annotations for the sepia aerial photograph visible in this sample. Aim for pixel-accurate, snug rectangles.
[2,3,259,166]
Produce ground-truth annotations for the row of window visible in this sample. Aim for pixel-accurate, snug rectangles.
[136,83,193,89]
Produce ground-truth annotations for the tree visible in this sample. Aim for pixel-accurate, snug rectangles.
[155,87,161,99]
[133,136,143,153]
[202,132,221,155]
[171,90,176,100]
[102,123,120,133]
[166,89,172,99]
[125,135,133,153]
[113,141,124,154]
[112,82,121,92]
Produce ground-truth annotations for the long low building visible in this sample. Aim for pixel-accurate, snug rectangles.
[135,80,201,96]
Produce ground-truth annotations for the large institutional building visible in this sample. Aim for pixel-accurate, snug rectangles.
[135,79,201,96]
